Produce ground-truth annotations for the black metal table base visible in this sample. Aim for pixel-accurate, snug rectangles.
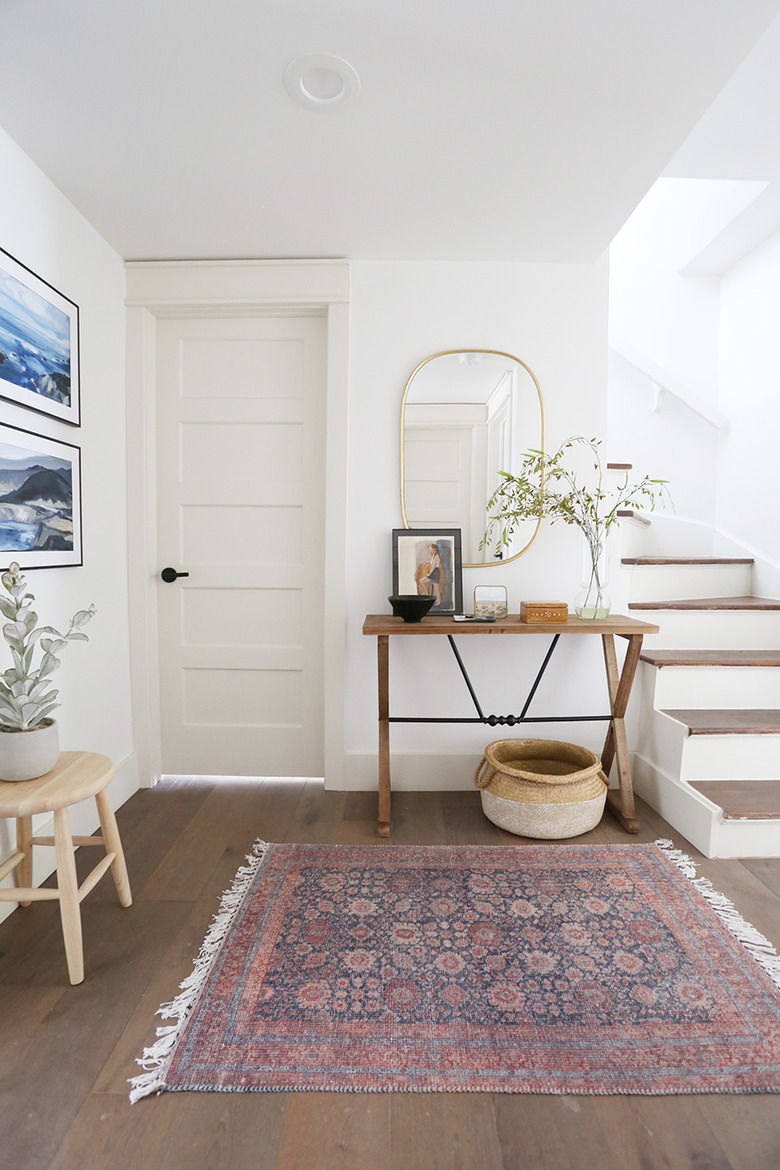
[388,633,614,728]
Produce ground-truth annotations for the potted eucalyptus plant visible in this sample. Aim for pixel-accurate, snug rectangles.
[482,436,669,618]
[0,561,95,781]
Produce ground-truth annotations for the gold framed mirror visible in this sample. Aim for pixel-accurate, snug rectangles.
[400,349,545,567]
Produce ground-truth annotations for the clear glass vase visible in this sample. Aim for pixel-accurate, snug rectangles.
[574,529,611,620]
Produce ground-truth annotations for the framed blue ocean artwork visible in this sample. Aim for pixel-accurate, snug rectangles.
[0,422,82,570]
[0,246,80,426]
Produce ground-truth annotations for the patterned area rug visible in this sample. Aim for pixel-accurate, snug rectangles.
[130,841,780,1100]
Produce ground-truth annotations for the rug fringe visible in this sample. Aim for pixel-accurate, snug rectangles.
[129,838,270,1104]
[654,838,780,992]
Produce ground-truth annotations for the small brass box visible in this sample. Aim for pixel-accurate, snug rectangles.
[520,601,569,624]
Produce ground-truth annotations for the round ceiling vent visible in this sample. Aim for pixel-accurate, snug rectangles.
[284,54,361,111]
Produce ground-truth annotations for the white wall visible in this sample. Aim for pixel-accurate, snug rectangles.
[606,179,744,529]
[717,227,780,579]
[0,127,136,919]
[343,259,612,789]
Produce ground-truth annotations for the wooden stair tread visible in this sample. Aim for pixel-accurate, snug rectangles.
[629,595,780,611]
[689,780,780,820]
[616,509,651,526]
[622,556,753,566]
[641,649,780,667]
[662,708,780,734]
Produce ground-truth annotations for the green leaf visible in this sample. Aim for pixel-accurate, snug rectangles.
[30,702,59,726]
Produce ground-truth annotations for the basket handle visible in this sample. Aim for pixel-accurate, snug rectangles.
[474,755,495,790]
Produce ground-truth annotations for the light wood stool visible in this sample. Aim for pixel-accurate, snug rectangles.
[0,751,132,984]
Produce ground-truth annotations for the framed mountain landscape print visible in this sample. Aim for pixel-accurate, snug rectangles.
[0,246,80,426]
[0,423,82,570]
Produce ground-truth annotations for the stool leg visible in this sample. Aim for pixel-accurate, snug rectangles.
[16,815,33,907]
[53,807,84,985]
[95,790,132,907]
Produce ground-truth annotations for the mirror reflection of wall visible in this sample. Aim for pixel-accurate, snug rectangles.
[401,350,544,566]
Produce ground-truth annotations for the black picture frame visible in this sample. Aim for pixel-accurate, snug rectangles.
[392,528,463,616]
[0,420,82,570]
[0,245,80,426]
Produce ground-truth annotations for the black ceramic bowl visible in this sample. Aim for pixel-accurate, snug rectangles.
[388,594,436,623]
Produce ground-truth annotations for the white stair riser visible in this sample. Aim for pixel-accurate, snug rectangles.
[680,734,780,781]
[632,755,780,859]
[624,563,751,602]
[638,609,780,649]
[645,663,780,709]
[637,709,780,780]
[618,523,650,561]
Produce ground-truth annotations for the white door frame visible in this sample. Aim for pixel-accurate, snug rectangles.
[124,259,350,787]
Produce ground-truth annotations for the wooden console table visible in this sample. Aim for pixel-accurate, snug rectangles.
[363,613,659,838]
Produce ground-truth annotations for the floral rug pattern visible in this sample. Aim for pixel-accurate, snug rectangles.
[132,842,780,1098]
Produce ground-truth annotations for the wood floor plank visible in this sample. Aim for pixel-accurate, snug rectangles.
[0,981,65,1082]
[285,782,346,843]
[390,1094,504,1170]
[48,1091,187,1170]
[94,838,273,1093]
[441,791,505,846]
[276,1093,390,1170]
[389,790,447,845]
[0,900,190,1170]
[695,1094,780,1170]
[343,790,380,823]
[1,780,778,1170]
[111,780,215,894]
[160,1093,289,1170]
[338,815,383,845]
[137,779,303,901]
[743,857,780,900]
[594,1095,736,1170]
[493,1095,619,1170]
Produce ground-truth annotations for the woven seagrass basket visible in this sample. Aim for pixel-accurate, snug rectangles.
[474,738,608,839]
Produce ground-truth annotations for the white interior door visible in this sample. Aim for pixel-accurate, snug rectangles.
[155,313,326,776]
[403,424,475,550]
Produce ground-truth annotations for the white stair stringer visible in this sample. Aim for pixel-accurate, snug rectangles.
[632,754,780,860]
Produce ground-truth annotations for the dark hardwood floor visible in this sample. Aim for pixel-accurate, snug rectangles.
[1,779,779,1170]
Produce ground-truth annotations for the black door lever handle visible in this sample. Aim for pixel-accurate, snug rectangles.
[160,567,190,583]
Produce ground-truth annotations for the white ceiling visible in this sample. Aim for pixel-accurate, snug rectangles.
[0,0,778,263]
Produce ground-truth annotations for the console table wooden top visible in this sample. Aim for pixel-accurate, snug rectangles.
[363,613,659,637]
[363,612,659,838]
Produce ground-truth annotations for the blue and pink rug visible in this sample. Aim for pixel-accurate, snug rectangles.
[130,840,780,1100]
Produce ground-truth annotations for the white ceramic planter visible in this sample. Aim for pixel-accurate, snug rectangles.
[0,718,60,782]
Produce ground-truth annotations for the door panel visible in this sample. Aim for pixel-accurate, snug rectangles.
[156,314,326,776]
[404,424,475,550]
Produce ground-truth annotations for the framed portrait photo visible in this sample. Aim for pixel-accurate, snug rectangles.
[392,528,463,616]
[0,246,80,426]
[0,421,82,570]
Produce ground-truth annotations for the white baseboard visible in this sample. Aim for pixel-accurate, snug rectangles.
[0,751,140,927]
[330,753,483,792]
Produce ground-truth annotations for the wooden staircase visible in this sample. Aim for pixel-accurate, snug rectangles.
[619,553,780,857]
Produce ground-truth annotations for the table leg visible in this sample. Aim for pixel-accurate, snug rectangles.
[16,815,33,907]
[95,789,132,907]
[601,634,643,834]
[53,806,84,985]
[377,634,391,837]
